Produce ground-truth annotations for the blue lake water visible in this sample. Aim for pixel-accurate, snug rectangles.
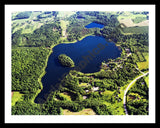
[85,22,104,29]
[34,36,121,103]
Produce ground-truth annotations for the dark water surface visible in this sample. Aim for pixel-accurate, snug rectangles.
[85,22,104,29]
[34,36,121,103]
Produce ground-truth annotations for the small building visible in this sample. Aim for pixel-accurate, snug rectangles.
[92,86,99,91]
[83,96,88,99]
[85,90,89,93]
[125,48,130,53]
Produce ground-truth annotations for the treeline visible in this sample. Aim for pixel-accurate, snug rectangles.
[12,47,50,93]
[12,23,62,47]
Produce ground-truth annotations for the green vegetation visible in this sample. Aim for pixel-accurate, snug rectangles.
[12,23,62,47]
[137,52,149,71]
[132,16,147,24]
[117,11,147,21]
[126,77,149,115]
[58,54,75,67]
[13,11,32,20]
[12,92,24,106]
[63,108,96,115]
[65,11,119,42]
[123,26,148,34]
[144,75,149,87]
[12,47,50,92]
[11,11,149,115]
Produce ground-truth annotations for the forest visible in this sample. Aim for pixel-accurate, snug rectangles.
[11,11,149,115]
[12,47,50,93]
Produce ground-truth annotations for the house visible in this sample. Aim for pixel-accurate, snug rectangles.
[92,86,99,91]
[83,96,88,99]
[85,90,89,93]
[125,48,130,53]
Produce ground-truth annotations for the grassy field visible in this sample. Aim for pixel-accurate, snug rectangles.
[12,11,43,34]
[78,83,90,87]
[117,12,148,29]
[63,108,96,115]
[123,26,148,34]
[59,92,72,101]
[137,52,149,71]
[118,13,147,21]
[12,11,57,34]
[60,20,69,40]
[11,91,24,106]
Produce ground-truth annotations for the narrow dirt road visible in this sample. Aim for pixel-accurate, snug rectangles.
[123,72,149,115]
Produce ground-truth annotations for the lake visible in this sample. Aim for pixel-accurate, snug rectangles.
[85,22,104,29]
[34,36,121,103]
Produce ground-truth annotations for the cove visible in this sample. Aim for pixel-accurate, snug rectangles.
[85,22,104,29]
[34,36,121,104]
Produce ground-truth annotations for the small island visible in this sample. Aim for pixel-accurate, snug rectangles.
[58,54,75,67]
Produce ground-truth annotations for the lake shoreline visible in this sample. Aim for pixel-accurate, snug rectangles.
[62,33,94,44]
[35,34,122,103]
[35,44,56,103]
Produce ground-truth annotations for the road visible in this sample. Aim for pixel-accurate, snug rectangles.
[123,72,149,115]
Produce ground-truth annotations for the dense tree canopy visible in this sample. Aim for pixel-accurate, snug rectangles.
[58,54,75,67]
[12,47,50,93]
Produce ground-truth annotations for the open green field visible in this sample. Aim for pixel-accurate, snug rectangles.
[63,108,96,115]
[12,92,23,106]
[118,13,147,21]
[117,11,148,29]
[123,26,148,34]
[137,52,149,71]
